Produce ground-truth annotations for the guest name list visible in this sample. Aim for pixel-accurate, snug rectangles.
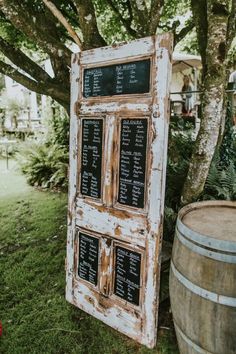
[80,119,103,199]
[118,119,148,208]
[114,246,141,306]
[78,233,99,286]
[83,59,150,98]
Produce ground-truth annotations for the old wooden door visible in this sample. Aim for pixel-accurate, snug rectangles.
[66,34,172,348]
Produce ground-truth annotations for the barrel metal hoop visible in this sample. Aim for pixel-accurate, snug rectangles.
[171,261,236,307]
[176,229,236,264]
[177,218,236,253]
[174,321,212,354]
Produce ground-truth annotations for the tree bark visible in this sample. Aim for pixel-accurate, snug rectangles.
[73,0,107,49]
[181,0,232,205]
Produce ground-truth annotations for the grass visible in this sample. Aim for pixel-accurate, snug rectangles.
[0,159,178,354]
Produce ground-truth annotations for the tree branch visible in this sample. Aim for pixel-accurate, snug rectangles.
[0,60,46,94]
[72,0,107,49]
[43,0,82,50]
[149,0,164,35]
[0,0,72,65]
[105,0,137,37]
[191,0,208,74]
[126,0,133,24]
[174,19,195,46]
[0,60,69,109]
[0,36,51,83]
[129,0,149,35]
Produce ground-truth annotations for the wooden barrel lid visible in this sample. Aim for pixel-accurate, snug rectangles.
[182,202,236,241]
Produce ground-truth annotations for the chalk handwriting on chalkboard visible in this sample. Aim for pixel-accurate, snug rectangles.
[80,119,103,199]
[118,119,148,208]
[78,233,99,286]
[83,59,150,98]
[114,246,141,306]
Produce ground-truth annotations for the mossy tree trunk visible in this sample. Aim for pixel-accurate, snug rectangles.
[181,0,235,205]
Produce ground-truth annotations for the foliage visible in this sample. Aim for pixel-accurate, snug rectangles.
[176,28,199,55]
[17,142,68,190]
[203,157,236,201]
[164,121,195,240]
[17,103,70,190]
[46,104,70,147]
[218,103,236,169]
[203,107,236,201]
[164,109,236,240]
[0,163,178,354]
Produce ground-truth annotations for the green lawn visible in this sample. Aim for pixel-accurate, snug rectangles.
[0,159,178,354]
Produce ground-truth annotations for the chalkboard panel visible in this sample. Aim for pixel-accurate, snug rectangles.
[78,233,99,286]
[83,59,150,98]
[114,246,141,306]
[118,119,148,208]
[80,119,103,199]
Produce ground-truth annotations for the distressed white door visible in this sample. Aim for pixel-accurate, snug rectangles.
[66,34,172,348]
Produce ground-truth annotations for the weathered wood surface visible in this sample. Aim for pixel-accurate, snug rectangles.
[66,34,172,348]
[170,201,236,354]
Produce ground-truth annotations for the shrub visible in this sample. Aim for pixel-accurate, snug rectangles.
[18,108,69,190]
[164,113,236,241]
[164,122,195,240]
[46,110,69,148]
[204,157,236,200]
[17,143,68,190]
[203,103,236,201]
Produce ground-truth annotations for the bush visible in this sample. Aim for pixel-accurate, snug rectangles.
[164,114,236,241]
[17,142,68,190]
[204,157,236,200]
[164,122,195,240]
[17,108,69,190]
[203,118,236,201]
[46,110,69,147]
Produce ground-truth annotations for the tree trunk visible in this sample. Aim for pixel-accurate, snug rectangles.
[181,0,231,205]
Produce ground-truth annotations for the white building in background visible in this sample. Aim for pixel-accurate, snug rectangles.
[1,59,55,133]
[4,76,39,130]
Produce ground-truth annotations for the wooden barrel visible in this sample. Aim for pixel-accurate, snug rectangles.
[169,201,236,354]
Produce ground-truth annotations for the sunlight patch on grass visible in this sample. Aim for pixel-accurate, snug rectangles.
[0,159,30,200]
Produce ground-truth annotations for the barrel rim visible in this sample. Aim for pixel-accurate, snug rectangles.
[176,228,236,261]
[177,201,236,252]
